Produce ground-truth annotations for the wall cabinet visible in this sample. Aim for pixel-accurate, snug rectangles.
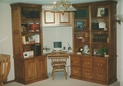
[70,1,117,85]
[11,3,48,84]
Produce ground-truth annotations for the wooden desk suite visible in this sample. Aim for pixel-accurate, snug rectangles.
[47,51,69,80]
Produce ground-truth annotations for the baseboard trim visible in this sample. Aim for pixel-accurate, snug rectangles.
[4,79,15,84]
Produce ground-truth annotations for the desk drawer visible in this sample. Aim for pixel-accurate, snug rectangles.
[71,67,81,77]
[82,68,93,79]
[82,58,92,68]
[93,70,106,81]
[71,56,81,67]
[93,59,107,70]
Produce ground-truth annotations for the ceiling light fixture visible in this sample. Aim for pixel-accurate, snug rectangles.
[51,0,76,14]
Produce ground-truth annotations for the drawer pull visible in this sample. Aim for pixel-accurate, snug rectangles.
[74,71,78,73]
[98,74,103,77]
[74,61,78,63]
[85,62,90,64]
[98,63,102,66]
[85,72,90,75]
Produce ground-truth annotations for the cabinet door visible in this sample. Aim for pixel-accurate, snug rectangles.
[36,57,47,78]
[25,59,37,81]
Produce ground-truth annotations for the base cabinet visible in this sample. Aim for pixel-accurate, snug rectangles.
[70,55,117,85]
[14,56,48,84]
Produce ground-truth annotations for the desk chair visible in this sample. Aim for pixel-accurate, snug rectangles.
[0,54,11,86]
[48,51,69,80]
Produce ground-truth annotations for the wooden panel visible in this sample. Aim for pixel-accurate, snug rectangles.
[14,59,25,79]
[25,59,37,81]
[36,57,47,78]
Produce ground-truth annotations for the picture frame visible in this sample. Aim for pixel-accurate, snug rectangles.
[75,20,84,30]
[59,12,70,23]
[93,49,100,55]
[97,8,105,17]
[44,10,55,23]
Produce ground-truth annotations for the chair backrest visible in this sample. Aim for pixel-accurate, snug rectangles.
[0,54,11,81]
[48,51,69,67]
[51,57,67,67]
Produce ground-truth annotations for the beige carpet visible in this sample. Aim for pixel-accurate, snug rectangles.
[5,73,120,86]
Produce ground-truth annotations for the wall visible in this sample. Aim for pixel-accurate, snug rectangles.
[42,26,73,54]
[0,3,15,81]
[117,0,123,86]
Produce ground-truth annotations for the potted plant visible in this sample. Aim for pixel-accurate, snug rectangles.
[98,47,108,57]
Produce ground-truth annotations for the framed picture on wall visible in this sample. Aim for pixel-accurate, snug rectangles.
[59,12,70,23]
[44,10,55,23]
[75,20,84,30]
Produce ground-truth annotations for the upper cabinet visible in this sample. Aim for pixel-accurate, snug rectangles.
[73,1,117,58]
[11,3,43,58]
[42,5,73,26]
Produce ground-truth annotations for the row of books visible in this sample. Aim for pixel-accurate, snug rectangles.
[93,34,108,42]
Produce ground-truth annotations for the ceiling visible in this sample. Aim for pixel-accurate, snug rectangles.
[0,0,118,5]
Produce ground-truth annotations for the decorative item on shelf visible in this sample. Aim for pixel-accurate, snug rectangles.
[93,49,100,56]
[99,22,106,30]
[83,45,90,55]
[23,50,34,58]
[28,35,35,44]
[97,8,108,17]
[98,47,108,57]
[21,23,28,32]
[76,20,84,30]
[79,47,83,54]
[29,23,39,32]
[51,0,76,14]
[76,37,85,42]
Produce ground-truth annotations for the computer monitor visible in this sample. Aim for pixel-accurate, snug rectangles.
[53,41,62,51]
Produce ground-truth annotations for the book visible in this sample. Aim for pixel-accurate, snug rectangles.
[22,36,26,44]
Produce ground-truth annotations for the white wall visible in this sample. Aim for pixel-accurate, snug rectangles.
[42,26,73,53]
[117,0,123,86]
[0,3,15,81]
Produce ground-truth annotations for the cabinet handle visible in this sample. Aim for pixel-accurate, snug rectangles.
[98,74,103,77]
[74,61,78,63]
[98,63,102,66]
[85,62,90,64]
[74,71,78,73]
[85,72,90,75]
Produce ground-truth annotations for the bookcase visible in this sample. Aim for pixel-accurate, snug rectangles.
[11,3,48,84]
[70,1,117,85]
